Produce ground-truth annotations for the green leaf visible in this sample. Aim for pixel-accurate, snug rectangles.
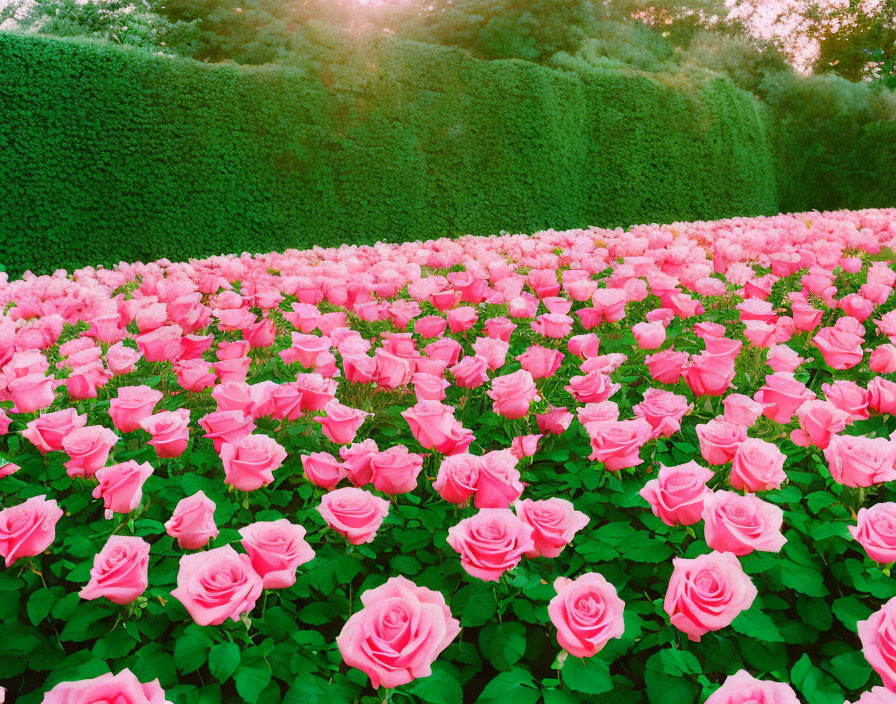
[209,642,241,681]
[827,650,871,691]
[477,668,539,704]
[27,587,62,626]
[791,654,844,704]
[731,605,784,642]
[645,650,701,704]
[173,629,212,675]
[452,583,498,627]
[832,596,873,633]
[562,656,613,695]
[234,666,273,704]
[406,664,464,704]
[779,561,828,597]
[479,622,527,670]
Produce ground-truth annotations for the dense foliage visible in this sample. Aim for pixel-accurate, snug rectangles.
[5,208,896,704]
[0,31,786,277]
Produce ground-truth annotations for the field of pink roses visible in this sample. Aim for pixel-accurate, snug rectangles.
[5,209,896,703]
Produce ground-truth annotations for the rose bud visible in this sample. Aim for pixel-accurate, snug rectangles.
[165,490,219,550]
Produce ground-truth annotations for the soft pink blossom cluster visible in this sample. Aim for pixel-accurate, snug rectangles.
[4,207,896,700]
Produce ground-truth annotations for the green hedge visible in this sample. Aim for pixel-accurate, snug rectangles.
[0,32,809,275]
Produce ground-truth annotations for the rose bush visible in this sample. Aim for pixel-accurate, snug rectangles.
[2,208,896,702]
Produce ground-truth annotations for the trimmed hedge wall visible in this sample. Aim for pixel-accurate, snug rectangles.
[0,32,796,275]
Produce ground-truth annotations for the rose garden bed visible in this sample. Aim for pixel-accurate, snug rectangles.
[3,209,896,703]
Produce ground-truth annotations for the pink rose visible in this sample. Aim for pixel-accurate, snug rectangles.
[871,345,896,374]
[536,407,574,435]
[401,401,473,455]
[632,388,691,438]
[586,419,653,471]
[792,300,823,331]
[173,359,216,392]
[548,573,625,657]
[483,316,517,341]
[531,313,573,339]
[450,355,489,388]
[824,434,896,487]
[198,410,255,453]
[722,394,765,427]
[705,670,799,704]
[42,669,170,704]
[270,382,304,421]
[93,461,154,519]
[754,373,816,424]
[850,503,896,563]
[475,450,524,509]
[515,498,589,558]
[683,353,735,397]
[488,370,539,419]
[472,337,509,370]
[135,325,183,363]
[0,494,63,566]
[63,425,119,478]
[589,288,627,323]
[730,438,787,492]
[108,385,163,433]
[664,551,757,641]
[564,372,620,404]
[870,377,896,415]
[370,445,425,495]
[221,434,287,491]
[105,343,143,375]
[140,409,191,459]
[339,439,380,487]
[165,490,218,549]
[696,419,747,465]
[301,451,348,490]
[22,408,87,454]
[447,306,478,333]
[702,491,787,555]
[517,345,564,379]
[373,348,414,389]
[239,519,315,589]
[766,344,805,373]
[446,508,534,581]
[814,325,864,369]
[847,688,896,704]
[8,373,56,413]
[171,545,263,626]
[510,434,542,459]
[823,380,870,421]
[433,454,480,504]
[318,487,390,544]
[639,461,713,526]
[859,596,896,691]
[337,576,460,688]
[645,349,688,384]
[632,321,666,350]
[412,372,450,402]
[568,333,601,359]
[79,535,150,605]
[212,382,254,415]
[243,318,277,348]
[792,400,849,449]
[415,315,448,337]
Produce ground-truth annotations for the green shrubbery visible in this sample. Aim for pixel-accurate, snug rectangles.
[0,31,783,276]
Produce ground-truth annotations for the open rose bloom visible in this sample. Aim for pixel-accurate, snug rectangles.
[6,208,896,700]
